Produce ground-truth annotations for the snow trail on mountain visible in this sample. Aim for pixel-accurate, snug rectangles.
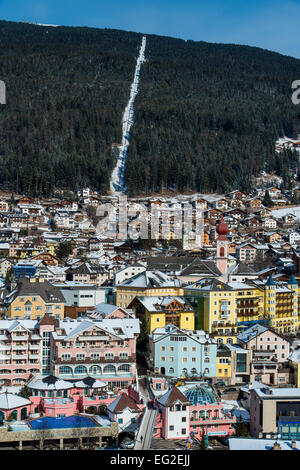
[109,36,146,195]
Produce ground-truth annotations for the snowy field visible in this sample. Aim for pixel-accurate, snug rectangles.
[271,205,300,220]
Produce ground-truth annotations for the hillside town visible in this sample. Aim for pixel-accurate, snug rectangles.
[1,183,300,451]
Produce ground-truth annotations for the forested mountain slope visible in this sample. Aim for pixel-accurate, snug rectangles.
[0,21,299,196]
[0,20,141,195]
[125,35,300,195]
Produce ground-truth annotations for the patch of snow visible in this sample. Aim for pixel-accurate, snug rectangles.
[110,36,147,195]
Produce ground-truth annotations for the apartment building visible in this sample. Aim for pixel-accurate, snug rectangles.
[51,316,140,389]
[149,324,217,379]
[6,278,65,320]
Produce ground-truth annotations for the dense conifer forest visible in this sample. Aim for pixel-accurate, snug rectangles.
[0,20,141,196]
[126,35,300,195]
[0,21,299,196]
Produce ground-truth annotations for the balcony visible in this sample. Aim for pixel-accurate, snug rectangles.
[12,354,28,360]
[190,416,236,425]
[78,335,109,341]
[54,354,136,365]
[253,349,275,354]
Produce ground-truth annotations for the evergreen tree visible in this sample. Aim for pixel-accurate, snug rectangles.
[200,429,207,450]
[262,190,273,208]
[55,241,73,260]
[19,384,31,399]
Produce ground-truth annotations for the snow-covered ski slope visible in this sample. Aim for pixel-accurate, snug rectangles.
[109,36,146,195]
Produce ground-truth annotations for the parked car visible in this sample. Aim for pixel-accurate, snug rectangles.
[215,381,226,387]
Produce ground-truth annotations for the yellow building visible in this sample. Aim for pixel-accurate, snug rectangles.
[216,350,232,382]
[184,278,238,344]
[7,277,65,320]
[264,274,299,334]
[116,271,183,308]
[184,275,300,344]
[128,296,195,334]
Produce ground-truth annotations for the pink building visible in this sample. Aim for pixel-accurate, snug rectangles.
[27,374,125,417]
[0,374,140,423]
[51,316,139,388]
[0,393,32,421]
[0,312,140,389]
[0,319,44,386]
[153,385,236,440]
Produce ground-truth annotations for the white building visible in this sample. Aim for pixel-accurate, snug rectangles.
[114,264,146,285]
[289,231,300,245]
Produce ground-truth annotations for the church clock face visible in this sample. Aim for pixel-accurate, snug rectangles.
[220,241,225,246]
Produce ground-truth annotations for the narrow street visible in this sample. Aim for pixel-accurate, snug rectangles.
[134,407,157,450]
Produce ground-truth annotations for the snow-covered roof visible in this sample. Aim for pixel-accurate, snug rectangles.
[0,392,31,410]
[28,375,73,391]
[229,438,300,451]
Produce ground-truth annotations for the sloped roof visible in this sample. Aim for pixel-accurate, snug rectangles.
[28,374,73,391]
[229,262,256,275]
[107,393,141,414]
[118,270,181,288]
[11,278,65,304]
[74,376,107,389]
[0,392,31,410]
[157,386,192,407]
[181,259,222,276]
[38,314,56,326]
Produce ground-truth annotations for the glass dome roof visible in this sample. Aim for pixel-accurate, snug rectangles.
[184,385,219,405]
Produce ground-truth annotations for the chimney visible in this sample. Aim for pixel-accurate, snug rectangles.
[273,442,281,450]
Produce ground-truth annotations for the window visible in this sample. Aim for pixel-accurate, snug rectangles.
[169,425,174,431]
[91,353,100,360]
[76,354,85,360]
[182,417,186,422]
[182,429,186,435]
[105,353,114,360]
[161,346,165,351]
[62,354,70,361]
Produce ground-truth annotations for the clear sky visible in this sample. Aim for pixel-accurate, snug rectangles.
[0,0,300,59]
